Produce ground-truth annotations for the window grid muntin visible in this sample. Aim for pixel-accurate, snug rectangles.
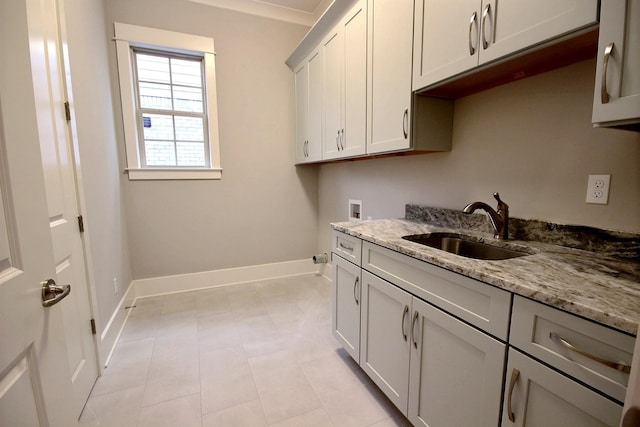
[132,48,210,168]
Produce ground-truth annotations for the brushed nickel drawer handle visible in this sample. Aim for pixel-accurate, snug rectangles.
[601,42,614,104]
[401,305,409,341]
[507,368,520,422]
[339,242,354,252]
[549,332,631,374]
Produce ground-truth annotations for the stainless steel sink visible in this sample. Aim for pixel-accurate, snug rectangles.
[402,233,530,260]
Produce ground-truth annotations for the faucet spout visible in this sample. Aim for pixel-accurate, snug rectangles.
[462,193,509,240]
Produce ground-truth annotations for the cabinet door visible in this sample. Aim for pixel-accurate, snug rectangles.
[294,62,308,164]
[332,254,362,362]
[413,0,479,90]
[502,349,622,427]
[368,0,414,154]
[592,0,640,127]
[322,29,342,160]
[340,1,367,158]
[408,298,505,427]
[360,270,412,413]
[479,0,598,65]
[307,49,323,162]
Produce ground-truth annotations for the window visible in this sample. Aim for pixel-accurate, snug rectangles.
[114,23,221,180]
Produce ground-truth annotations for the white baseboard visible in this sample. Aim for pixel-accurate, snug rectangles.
[99,279,136,367]
[133,258,319,298]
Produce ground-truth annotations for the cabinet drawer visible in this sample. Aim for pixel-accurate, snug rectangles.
[332,230,362,266]
[503,348,622,427]
[510,296,635,402]
[362,241,511,340]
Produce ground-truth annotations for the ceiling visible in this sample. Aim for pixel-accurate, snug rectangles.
[186,0,333,26]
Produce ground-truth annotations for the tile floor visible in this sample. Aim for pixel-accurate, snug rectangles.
[79,274,411,427]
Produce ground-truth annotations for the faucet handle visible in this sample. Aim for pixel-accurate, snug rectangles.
[493,192,509,214]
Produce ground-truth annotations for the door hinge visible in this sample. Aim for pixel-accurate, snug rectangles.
[90,319,96,335]
[64,101,71,121]
[77,215,84,233]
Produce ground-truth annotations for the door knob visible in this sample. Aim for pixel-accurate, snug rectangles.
[41,279,71,307]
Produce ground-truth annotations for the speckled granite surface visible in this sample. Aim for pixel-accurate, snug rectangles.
[332,206,640,335]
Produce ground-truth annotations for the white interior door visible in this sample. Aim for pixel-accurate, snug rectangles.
[0,0,77,425]
[35,0,99,417]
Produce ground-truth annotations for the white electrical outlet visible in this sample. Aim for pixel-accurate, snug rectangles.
[113,277,119,295]
[586,174,610,204]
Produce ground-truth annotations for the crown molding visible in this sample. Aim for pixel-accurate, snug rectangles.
[186,0,323,26]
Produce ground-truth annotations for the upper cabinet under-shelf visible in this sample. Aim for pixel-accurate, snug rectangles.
[413,0,599,96]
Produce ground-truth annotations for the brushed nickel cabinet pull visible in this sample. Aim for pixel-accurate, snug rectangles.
[549,332,631,374]
[402,108,409,139]
[507,368,520,422]
[401,305,409,341]
[410,311,419,349]
[601,42,614,104]
[481,4,491,49]
[353,276,359,305]
[469,11,477,55]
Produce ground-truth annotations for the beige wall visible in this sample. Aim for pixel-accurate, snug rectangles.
[62,0,133,328]
[318,59,640,254]
[105,0,318,279]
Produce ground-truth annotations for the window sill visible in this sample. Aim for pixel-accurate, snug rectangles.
[126,168,222,180]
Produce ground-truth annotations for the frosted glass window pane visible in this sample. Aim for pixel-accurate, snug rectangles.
[173,86,203,112]
[171,58,202,87]
[175,116,203,141]
[142,114,174,141]
[136,54,170,84]
[145,140,176,166]
[139,82,172,110]
[176,142,205,166]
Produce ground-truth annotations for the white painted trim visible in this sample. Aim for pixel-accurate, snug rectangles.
[114,22,214,54]
[126,168,222,180]
[99,279,136,367]
[185,0,318,26]
[134,258,318,298]
[113,23,222,179]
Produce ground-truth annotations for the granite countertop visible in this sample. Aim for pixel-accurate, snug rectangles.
[331,205,640,335]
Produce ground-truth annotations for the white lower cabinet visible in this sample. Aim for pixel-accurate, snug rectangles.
[332,254,362,362]
[332,233,632,427]
[502,349,623,427]
[360,271,413,410]
[359,271,505,425]
[408,297,505,427]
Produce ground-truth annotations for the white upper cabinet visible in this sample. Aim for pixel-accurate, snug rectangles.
[367,0,415,154]
[592,0,640,129]
[322,1,367,161]
[294,48,323,164]
[413,0,599,91]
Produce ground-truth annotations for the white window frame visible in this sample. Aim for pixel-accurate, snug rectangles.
[114,23,222,180]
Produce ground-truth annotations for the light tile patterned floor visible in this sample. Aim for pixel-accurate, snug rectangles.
[79,274,411,427]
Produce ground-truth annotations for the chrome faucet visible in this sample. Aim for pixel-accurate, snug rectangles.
[463,192,509,240]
